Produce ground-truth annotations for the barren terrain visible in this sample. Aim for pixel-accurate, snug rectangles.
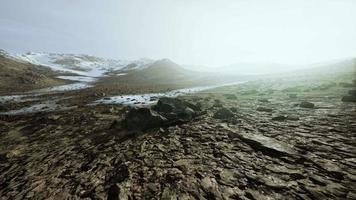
[0,69,355,199]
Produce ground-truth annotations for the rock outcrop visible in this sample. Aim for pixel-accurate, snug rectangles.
[122,97,201,131]
[300,101,315,108]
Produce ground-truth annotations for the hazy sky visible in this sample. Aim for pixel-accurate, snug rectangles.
[1,0,355,66]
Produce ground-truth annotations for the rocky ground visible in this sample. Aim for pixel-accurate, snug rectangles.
[0,74,356,199]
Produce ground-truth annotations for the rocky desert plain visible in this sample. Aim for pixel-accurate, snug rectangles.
[0,52,356,199]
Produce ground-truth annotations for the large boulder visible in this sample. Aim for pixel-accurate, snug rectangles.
[122,107,167,131]
[153,97,200,122]
[121,97,202,131]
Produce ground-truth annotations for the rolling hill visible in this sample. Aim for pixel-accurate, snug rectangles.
[0,51,69,94]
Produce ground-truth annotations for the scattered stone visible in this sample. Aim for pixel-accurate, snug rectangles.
[223,94,237,100]
[241,90,258,95]
[304,186,328,199]
[213,107,234,119]
[288,94,297,99]
[348,89,356,96]
[165,168,184,183]
[161,187,178,200]
[230,107,238,113]
[347,191,356,199]
[339,82,354,88]
[256,107,273,112]
[200,177,223,199]
[258,98,269,103]
[245,189,265,200]
[272,115,287,121]
[341,95,356,102]
[212,99,223,107]
[300,101,315,108]
[286,115,300,121]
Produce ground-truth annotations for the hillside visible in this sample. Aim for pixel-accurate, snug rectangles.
[13,52,154,77]
[96,59,233,93]
[127,59,192,83]
[0,54,69,94]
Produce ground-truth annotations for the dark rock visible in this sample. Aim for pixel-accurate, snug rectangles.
[165,168,184,183]
[122,107,167,131]
[258,98,269,103]
[230,107,238,113]
[212,99,223,107]
[155,100,174,113]
[300,101,314,108]
[286,115,299,121]
[339,82,354,88]
[0,104,6,111]
[121,97,202,131]
[0,153,7,162]
[241,90,258,95]
[342,95,356,102]
[150,96,159,101]
[213,107,234,119]
[256,107,273,112]
[288,94,297,99]
[272,115,287,121]
[153,97,200,122]
[107,184,120,200]
[154,97,199,113]
[223,94,237,100]
[348,89,356,97]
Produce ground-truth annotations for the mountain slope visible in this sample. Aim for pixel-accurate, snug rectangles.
[129,59,191,82]
[13,52,154,77]
[0,53,69,94]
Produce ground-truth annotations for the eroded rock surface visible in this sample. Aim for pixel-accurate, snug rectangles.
[0,78,356,199]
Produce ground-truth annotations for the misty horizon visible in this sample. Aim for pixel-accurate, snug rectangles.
[1,1,356,199]
[1,0,356,68]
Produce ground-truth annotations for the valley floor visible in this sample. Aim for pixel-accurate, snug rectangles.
[0,74,356,199]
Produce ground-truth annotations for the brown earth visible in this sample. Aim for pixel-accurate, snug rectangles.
[0,55,71,95]
[0,72,355,199]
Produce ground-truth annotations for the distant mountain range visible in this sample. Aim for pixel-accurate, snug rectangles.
[2,50,155,77]
[1,49,354,89]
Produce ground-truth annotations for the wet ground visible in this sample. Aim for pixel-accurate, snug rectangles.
[0,75,355,199]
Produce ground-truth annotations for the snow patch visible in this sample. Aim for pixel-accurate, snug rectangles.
[94,82,244,105]
[57,76,97,82]
[12,52,154,77]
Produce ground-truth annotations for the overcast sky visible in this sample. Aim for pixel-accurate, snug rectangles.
[0,0,355,67]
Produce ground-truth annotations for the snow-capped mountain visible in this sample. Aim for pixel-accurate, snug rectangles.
[10,51,154,77]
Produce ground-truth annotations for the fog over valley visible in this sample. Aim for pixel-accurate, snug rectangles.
[1,1,356,199]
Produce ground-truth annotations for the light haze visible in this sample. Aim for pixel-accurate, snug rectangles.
[0,0,355,67]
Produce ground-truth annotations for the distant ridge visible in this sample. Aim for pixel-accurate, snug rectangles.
[0,52,68,94]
